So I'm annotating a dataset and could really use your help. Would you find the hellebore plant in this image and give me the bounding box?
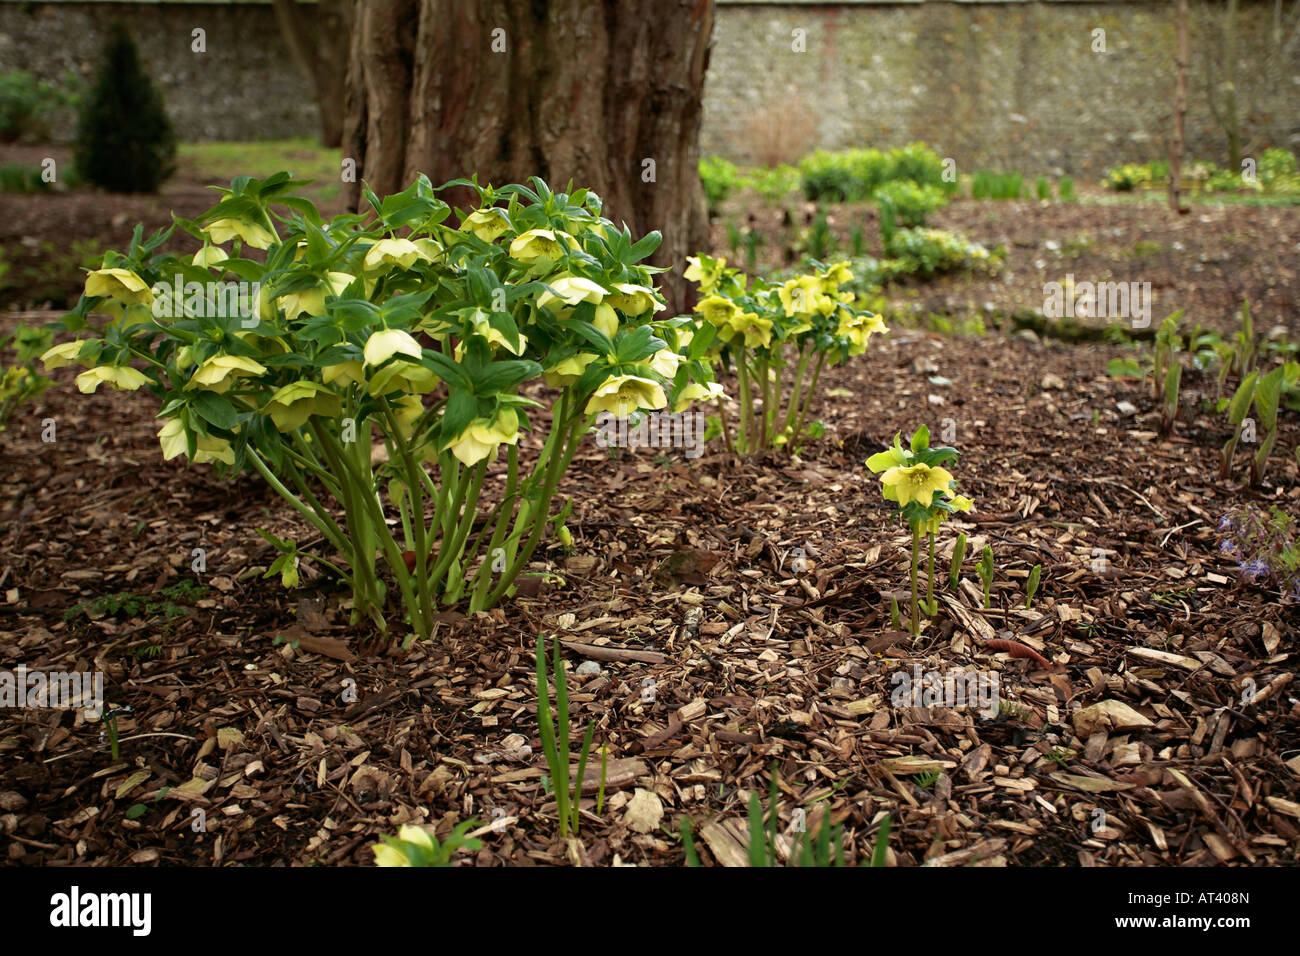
[684,254,886,454]
[47,173,716,643]
[866,426,972,635]
[0,324,53,431]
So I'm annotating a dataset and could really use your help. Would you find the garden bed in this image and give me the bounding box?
[3,325,1296,866]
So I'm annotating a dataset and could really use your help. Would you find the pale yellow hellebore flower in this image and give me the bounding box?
[85,268,154,306]
[75,365,150,393]
[204,218,277,250]
[584,374,667,417]
[157,418,235,466]
[186,355,268,394]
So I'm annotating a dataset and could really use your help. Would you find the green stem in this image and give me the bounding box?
[926,532,936,616]
[791,352,825,448]
[909,526,921,637]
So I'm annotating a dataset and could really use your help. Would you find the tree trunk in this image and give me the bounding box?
[342,0,714,312]
[1170,0,1188,213]
[1223,0,1241,169]
[272,0,353,147]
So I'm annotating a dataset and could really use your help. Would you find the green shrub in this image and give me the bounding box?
[971,170,1023,200]
[700,154,741,212]
[74,24,176,193]
[799,143,949,204]
[1058,176,1076,201]
[875,180,946,227]
[748,163,800,205]
[0,163,49,194]
[1034,177,1050,201]
[0,71,68,143]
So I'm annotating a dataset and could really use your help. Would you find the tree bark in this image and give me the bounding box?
[1170,0,1188,213]
[272,0,353,147]
[342,0,714,312]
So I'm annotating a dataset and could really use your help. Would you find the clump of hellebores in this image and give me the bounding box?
[866,426,972,634]
[684,253,885,454]
[45,173,718,643]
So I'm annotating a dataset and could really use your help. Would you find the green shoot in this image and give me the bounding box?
[1025,563,1041,609]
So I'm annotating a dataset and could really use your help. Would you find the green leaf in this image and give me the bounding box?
[191,390,238,430]
[124,804,147,820]
[1227,371,1258,425]
[910,425,931,454]
[1253,365,1284,433]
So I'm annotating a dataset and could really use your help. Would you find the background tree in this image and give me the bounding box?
[74,23,175,193]
[271,0,354,147]
[1170,0,1189,212]
[341,0,714,311]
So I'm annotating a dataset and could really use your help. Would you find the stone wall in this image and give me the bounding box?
[701,1,1300,174]
[1,1,1297,174]
[0,1,317,141]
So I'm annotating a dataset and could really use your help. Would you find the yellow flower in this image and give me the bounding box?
[509,229,570,267]
[192,245,229,268]
[157,418,235,466]
[364,238,426,273]
[721,311,773,349]
[372,825,436,867]
[279,271,352,320]
[822,262,853,287]
[85,268,154,306]
[363,328,423,367]
[75,365,150,393]
[584,374,667,417]
[837,311,887,357]
[695,294,741,328]
[204,218,277,250]
[466,310,526,355]
[186,355,267,394]
[367,360,439,397]
[322,361,365,388]
[537,274,608,313]
[672,381,725,413]
[592,303,619,339]
[777,275,824,318]
[865,434,910,474]
[391,393,425,438]
[413,238,445,263]
[445,407,521,466]
[264,381,342,432]
[607,283,664,317]
[917,495,973,534]
[685,255,725,294]
[880,463,955,508]
[459,208,511,243]
[543,352,598,387]
[649,348,682,379]
[40,340,88,370]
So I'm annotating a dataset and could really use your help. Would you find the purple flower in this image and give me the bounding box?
[1218,514,1234,532]
[1219,540,1239,557]
[1238,559,1269,583]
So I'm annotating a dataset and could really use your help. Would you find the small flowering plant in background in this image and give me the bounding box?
[0,324,53,431]
[371,820,482,867]
[866,425,972,635]
[1217,505,1300,599]
[685,253,885,454]
[46,173,717,643]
